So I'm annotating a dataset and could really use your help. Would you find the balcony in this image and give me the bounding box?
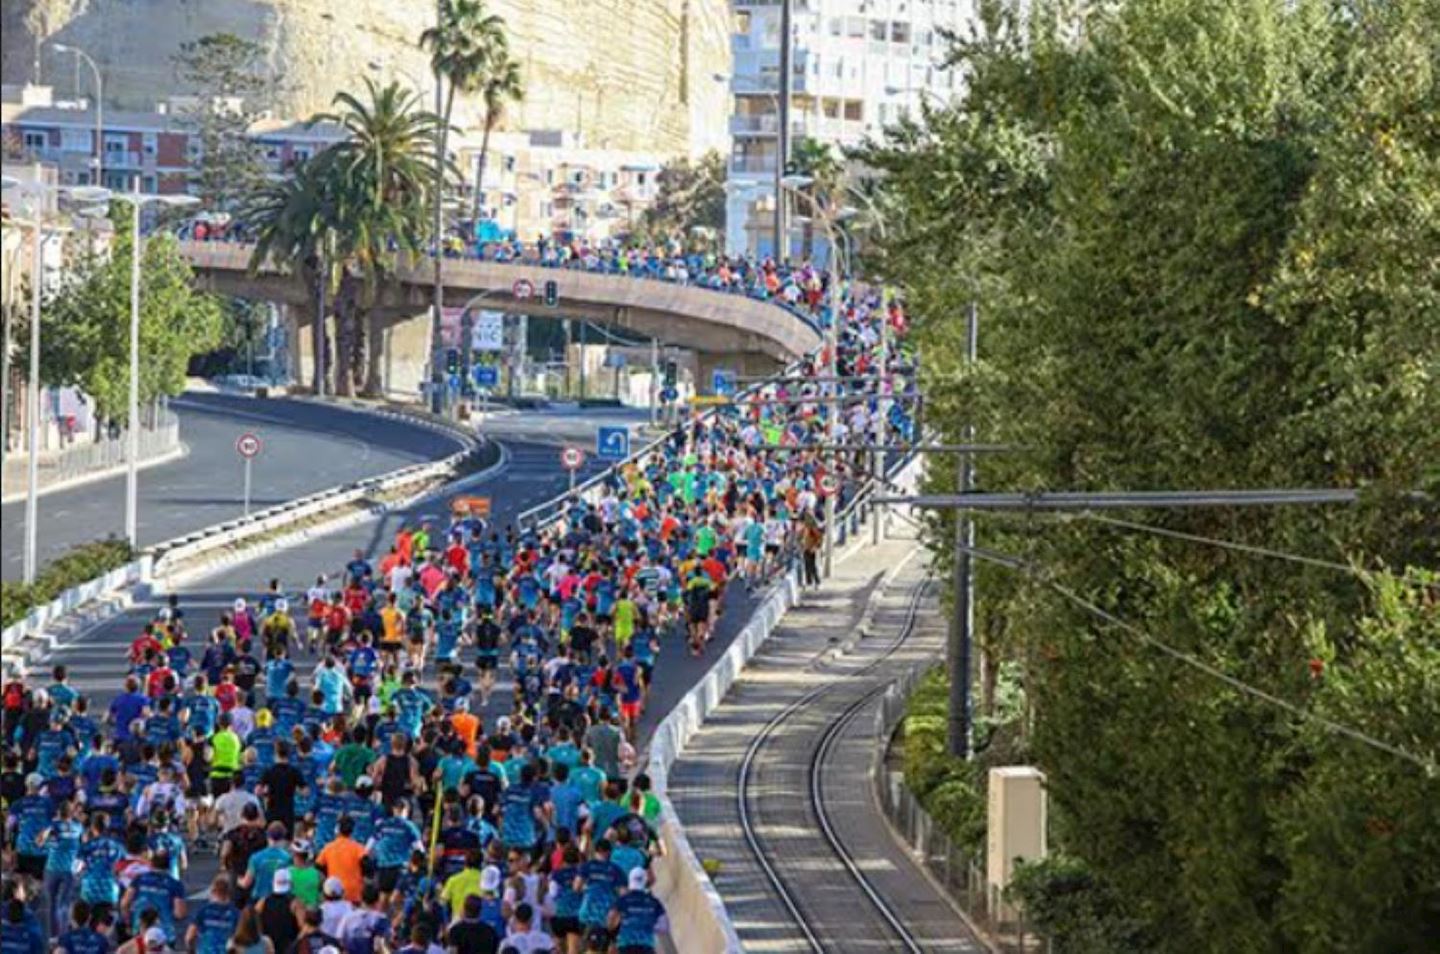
[730,157,777,176]
[104,151,141,169]
[730,114,778,135]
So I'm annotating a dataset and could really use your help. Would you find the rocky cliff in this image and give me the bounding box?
[3,0,731,157]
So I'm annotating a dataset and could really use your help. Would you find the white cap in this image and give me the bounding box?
[234,598,247,611]
[25,773,43,790]
[628,868,648,891]
[275,598,289,613]
[481,865,502,892]
[144,928,168,948]
[272,867,293,893]
[323,876,344,898]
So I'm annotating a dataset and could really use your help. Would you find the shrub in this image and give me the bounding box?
[0,537,135,629]
[1006,854,1151,953]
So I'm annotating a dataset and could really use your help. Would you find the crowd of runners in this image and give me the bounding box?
[0,284,913,954]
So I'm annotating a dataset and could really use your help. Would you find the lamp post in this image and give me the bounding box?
[1,177,99,583]
[102,188,200,549]
[716,72,787,258]
[51,44,104,187]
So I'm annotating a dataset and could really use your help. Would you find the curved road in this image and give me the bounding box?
[2,392,462,580]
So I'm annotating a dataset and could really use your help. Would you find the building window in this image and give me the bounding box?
[142,175,157,193]
[292,146,313,163]
[870,20,887,41]
[142,133,158,156]
[61,128,91,152]
[891,22,911,43]
[844,100,863,121]
[22,130,47,151]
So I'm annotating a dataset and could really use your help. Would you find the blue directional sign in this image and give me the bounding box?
[472,365,500,389]
[596,425,631,461]
[660,386,679,403]
[712,368,737,396]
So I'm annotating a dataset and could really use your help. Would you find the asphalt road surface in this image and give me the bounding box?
[2,393,463,580]
[31,418,777,904]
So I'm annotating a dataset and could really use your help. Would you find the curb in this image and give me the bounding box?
[0,440,189,506]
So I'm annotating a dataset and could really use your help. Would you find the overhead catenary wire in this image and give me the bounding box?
[953,543,1438,777]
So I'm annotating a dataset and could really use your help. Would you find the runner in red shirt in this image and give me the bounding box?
[146,655,177,698]
[129,626,163,666]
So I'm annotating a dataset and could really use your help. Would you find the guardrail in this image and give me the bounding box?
[1,413,181,502]
[150,400,482,577]
[1,399,482,674]
[873,667,1050,954]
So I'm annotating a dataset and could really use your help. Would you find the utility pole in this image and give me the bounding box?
[949,302,978,759]
[428,0,447,414]
[775,0,792,261]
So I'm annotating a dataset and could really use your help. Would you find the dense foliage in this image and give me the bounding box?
[638,151,727,245]
[856,1,1440,950]
[172,33,269,211]
[0,538,135,629]
[30,204,223,424]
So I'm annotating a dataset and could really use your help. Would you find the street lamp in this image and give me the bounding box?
[1,176,88,583]
[716,72,787,258]
[102,189,201,548]
[51,44,104,187]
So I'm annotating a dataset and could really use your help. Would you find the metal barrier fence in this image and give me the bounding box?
[873,666,1052,954]
[2,411,181,496]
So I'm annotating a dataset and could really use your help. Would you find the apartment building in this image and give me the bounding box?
[725,0,973,257]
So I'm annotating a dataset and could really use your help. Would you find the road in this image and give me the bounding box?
[667,534,982,953]
[31,414,779,904]
[2,393,463,580]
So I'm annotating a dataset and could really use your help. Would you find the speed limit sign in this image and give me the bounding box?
[235,432,263,458]
[560,446,586,470]
[819,473,841,495]
[512,279,535,300]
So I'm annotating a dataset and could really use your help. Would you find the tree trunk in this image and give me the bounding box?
[472,114,495,224]
[310,272,327,395]
[362,308,387,398]
[333,273,361,398]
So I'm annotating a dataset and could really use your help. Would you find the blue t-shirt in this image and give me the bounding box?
[552,864,583,918]
[550,782,584,835]
[393,688,432,738]
[128,869,185,941]
[348,646,379,680]
[183,694,219,735]
[578,858,624,926]
[44,819,84,873]
[245,845,291,900]
[11,794,52,855]
[108,692,149,741]
[500,783,540,848]
[370,816,421,869]
[191,901,240,954]
[54,929,108,954]
[613,890,668,949]
[78,836,125,903]
[264,659,294,700]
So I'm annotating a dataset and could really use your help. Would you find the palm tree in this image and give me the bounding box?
[420,0,509,409]
[243,166,335,394]
[788,137,844,261]
[472,49,524,223]
[311,79,444,396]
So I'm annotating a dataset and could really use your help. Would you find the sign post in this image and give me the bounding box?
[560,445,585,492]
[236,432,262,516]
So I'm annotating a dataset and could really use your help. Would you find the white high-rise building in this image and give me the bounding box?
[725,0,973,258]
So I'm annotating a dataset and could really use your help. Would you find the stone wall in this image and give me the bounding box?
[4,0,732,157]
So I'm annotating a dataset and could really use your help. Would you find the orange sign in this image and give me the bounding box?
[450,495,492,519]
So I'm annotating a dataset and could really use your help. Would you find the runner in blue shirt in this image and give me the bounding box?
[8,775,53,878]
[76,814,125,908]
[185,878,240,954]
[366,800,422,897]
[122,852,186,943]
[610,868,670,952]
[577,839,625,934]
[53,901,109,954]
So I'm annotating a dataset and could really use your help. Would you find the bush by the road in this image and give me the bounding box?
[898,666,987,857]
[0,538,135,630]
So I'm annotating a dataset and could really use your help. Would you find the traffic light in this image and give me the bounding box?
[544,280,559,307]
[445,348,460,376]
[664,360,678,387]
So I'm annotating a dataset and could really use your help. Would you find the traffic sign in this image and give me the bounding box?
[450,495,492,519]
[561,446,586,470]
[819,473,841,495]
[712,368,737,396]
[472,365,500,389]
[596,425,631,461]
[660,386,679,403]
[235,432,262,458]
[512,279,535,300]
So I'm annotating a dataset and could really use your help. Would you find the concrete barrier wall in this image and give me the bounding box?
[645,569,804,953]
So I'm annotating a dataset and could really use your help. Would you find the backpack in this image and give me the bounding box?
[2,681,24,710]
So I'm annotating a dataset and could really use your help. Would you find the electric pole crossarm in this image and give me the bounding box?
[875,489,1370,510]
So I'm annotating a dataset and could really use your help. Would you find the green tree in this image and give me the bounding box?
[35,204,222,424]
[172,33,269,211]
[638,150,726,245]
[855,0,1440,950]
[246,81,442,397]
